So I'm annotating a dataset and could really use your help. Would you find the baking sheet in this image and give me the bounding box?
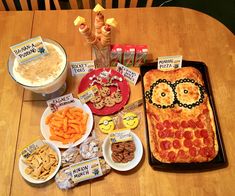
[140,60,227,171]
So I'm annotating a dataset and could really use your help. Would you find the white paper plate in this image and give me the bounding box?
[102,131,143,171]
[19,140,61,184]
[40,98,93,148]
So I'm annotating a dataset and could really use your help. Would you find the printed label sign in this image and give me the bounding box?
[109,130,133,144]
[158,55,182,71]
[124,99,143,111]
[71,61,95,76]
[77,85,98,103]
[10,36,48,64]
[70,157,103,183]
[116,63,139,85]
[47,93,75,112]
[21,139,45,159]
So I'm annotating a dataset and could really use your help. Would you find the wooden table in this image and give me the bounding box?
[0,7,234,196]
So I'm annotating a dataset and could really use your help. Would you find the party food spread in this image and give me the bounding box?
[144,67,218,163]
[9,2,226,192]
[23,144,58,180]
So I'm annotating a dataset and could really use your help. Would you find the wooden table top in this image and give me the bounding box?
[0,7,234,196]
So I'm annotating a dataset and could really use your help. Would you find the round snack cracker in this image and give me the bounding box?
[104,96,115,107]
[100,87,111,97]
[90,93,102,103]
[111,91,123,103]
[93,99,105,109]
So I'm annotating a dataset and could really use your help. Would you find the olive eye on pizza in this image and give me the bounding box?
[144,67,218,163]
[145,79,175,109]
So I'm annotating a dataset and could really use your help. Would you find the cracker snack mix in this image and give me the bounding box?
[23,144,58,180]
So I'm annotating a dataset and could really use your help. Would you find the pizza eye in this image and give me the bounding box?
[174,78,205,108]
[145,79,175,109]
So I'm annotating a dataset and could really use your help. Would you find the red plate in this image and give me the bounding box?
[78,68,130,115]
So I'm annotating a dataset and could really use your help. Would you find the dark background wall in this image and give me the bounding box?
[157,0,235,34]
[8,0,235,34]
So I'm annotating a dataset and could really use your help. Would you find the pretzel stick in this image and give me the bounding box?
[95,12,104,39]
[100,25,111,47]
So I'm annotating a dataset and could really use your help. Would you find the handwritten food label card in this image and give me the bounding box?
[70,157,103,183]
[157,55,182,71]
[77,85,99,103]
[21,139,45,159]
[109,129,133,144]
[47,93,75,112]
[116,63,139,85]
[71,60,95,76]
[10,36,48,64]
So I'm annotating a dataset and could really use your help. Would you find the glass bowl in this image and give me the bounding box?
[8,38,67,96]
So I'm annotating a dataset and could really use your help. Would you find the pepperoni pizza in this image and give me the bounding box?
[144,67,218,163]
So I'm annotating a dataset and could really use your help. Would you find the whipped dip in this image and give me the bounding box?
[13,42,66,87]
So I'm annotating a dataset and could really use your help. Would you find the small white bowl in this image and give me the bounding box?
[19,140,61,184]
[102,131,143,171]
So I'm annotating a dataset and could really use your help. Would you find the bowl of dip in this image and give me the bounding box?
[8,38,67,95]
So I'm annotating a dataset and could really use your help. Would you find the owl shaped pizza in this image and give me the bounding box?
[144,67,218,163]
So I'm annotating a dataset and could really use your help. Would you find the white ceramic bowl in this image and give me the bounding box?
[19,140,61,184]
[40,98,93,148]
[102,131,143,171]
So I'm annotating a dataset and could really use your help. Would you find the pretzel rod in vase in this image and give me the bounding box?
[101,18,117,47]
[93,4,105,39]
[74,4,117,50]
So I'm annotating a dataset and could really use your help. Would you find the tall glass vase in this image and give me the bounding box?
[93,45,110,68]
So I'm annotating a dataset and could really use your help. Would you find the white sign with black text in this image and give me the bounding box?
[116,63,139,85]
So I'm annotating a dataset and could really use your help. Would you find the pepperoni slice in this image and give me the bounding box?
[167,151,176,162]
[173,140,181,149]
[172,121,180,129]
[196,120,204,128]
[197,113,207,121]
[194,130,201,138]
[156,123,164,130]
[159,150,168,159]
[175,130,183,139]
[177,150,187,159]
[183,139,193,148]
[183,131,193,139]
[158,130,167,138]
[203,138,213,146]
[189,147,197,157]
[181,120,189,128]
[199,147,215,158]
[165,129,174,137]
[200,129,209,138]
[163,120,171,128]
[193,139,202,147]
[160,140,172,150]
[188,119,196,129]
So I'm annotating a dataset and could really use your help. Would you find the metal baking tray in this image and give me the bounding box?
[140,60,227,171]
